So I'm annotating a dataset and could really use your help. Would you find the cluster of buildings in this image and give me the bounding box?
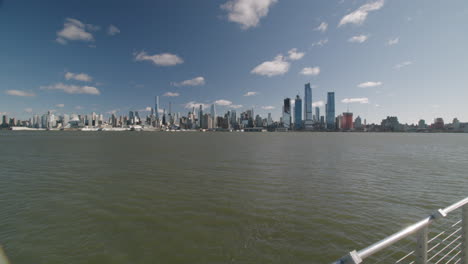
[2,83,468,133]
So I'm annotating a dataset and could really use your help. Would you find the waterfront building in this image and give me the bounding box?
[155,96,160,122]
[326,92,335,129]
[315,107,320,123]
[282,98,291,129]
[198,105,203,128]
[267,113,273,127]
[255,115,263,127]
[1,115,8,127]
[294,94,302,130]
[418,119,426,129]
[211,104,216,128]
[453,118,460,130]
[304,83,313,121]
[433,118,444,130]
[354,116,362,129]
[381,116,401,132]
[342,112,353,131]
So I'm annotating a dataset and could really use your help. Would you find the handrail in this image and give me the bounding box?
[333,196,468,264]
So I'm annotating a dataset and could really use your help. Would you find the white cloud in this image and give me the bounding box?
[215,99,233,106]
[387,37,399,46]
[312,100,325,107]
[40,83,100,95]
[287,48,305,61]
[134,51,184,66]
[172,76,205,87]
[244,91,258,96]
[56,104,65,108]
[261,105,275,110]
[56,18,95,44]
[163,92,180,97]
[213,99,242,109]
[221,0,277,29]
[341,97,369,104]
[311,38,329,47]
[300,67,320,76]
[24,108,33,113]
[358,81,383,88]
[185,101,209,109]
[106,109,120,115]
[5,90,35,97]
[230,104,243,109]
[348,35,369,43]
[394,61,412,70]
[75,106,83,110]
[107,24,120,36]
[65,72,92,82]
[251,54,290,77]
[315,22,328,32]
[339,0,385,27]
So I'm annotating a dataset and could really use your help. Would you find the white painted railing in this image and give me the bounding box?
[333,197,468,264]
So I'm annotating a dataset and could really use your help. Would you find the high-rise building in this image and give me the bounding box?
[354,116,362,129]
[342,112,353,130]
[294,94,302,130]
[326,92,335,129]
[315,107,320,123]
[210,104,216,128]
[267,113,273,127]
[1,115,8,127]
[198,105,203,128]
[304,83,312,120]
[282,98,291,129]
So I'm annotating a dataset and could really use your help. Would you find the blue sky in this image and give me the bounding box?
[1,0,467,124]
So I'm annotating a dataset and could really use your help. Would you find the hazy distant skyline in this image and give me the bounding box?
[1,0,468,124]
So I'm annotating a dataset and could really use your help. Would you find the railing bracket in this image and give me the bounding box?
[433,209,447,219]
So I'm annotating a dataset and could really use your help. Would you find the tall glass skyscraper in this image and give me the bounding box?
[304,83,312,121]
[315,106,320,122]
[294,95,302,130]
[282,98,291,129]
[155,96,160,121]
[210,104,216,127]
[326,92,335,129]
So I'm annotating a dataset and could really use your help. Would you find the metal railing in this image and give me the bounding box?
[333,197,468,264]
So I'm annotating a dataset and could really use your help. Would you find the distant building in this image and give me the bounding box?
[304,83,312,121]
[210,104,216,128]
[326,92,335,129]
[354,116,362,130]
[315,107,320,123]
[381,116,401,132]
[282,98,291,129]
[418,119,426,129]
[198,105,203,128]
[453,118,460,130]
[267,113,273,127]
[433,118,444,130]
[342,112,353,131]
[294,94,302,130]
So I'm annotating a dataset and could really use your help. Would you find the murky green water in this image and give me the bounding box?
[0,132,467,263]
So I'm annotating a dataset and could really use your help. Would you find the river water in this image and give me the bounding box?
[0,132,467,263]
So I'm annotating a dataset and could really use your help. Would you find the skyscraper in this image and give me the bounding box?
[155,96,160,121]
[326,92,335,129]
[198,105,203,128]
[315,107,320,122]
[210,104,216,128]
[304,83,312,120]
[294,94,302,130]
[282,98,291,129]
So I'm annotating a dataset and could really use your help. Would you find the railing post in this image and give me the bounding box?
[462,204,468,264]
[415,227,428,264]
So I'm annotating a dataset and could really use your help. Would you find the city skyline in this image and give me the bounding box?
[1,1,468,123]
